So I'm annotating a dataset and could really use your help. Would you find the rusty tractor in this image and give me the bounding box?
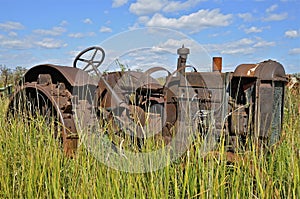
[7,46,287,156]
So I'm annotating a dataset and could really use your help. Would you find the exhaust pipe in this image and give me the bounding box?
[213,57,222,72]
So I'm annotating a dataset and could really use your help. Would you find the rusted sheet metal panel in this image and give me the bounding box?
[254,60,286,81]
[232,64,257,77]
[180,72,225,89]
[233,60,286,81]
[23,64,97,87]
[256,82,274,139]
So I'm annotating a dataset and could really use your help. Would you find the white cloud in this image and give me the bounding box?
[205,38,275,55]
[145,9,232,33]
[205,38,255,55]
[266,4,278,13]
[112,0,128,8]
[0,33,31,49]
[244,26,263,34]
[0,38,31,49]
[253,40,275,47]
[87,32,96,37]
[289,48,300,54]
[59,20,68,26]
[263,4,288,22]
[129,0,165,15]
[222,48,255,55]
[138,16,150,24]
[8,31,18,37]
[33,27,66,36]
[0,21,24,31]
[100,26,112,33]
[129,0,208,15]
[128,23,140,30]
[68,32,96,38]
[228,38,255,46]
[0,30,68,50]
[163,0,207,13]
[285,30,299,38]
[209,31,231,38]
[237,13,254,22]
[158,38,201,51]
[83,18,93,24]
[263,12,288,21]
[68,33,84,38]
[35,38,67,49]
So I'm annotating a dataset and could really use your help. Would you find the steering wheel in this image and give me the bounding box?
[73,46,105,76]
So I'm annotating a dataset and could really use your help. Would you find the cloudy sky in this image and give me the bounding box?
[0,0,299,73]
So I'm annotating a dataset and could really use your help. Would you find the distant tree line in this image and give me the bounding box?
[0,65,27,88]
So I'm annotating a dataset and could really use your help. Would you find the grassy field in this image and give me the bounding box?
[0,88,299,198]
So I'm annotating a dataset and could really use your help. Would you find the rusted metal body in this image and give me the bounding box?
[230,61,286,148]
[8,64,97,155]
[7,46,287,155]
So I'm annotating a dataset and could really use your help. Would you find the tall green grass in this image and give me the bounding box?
[0,89,299,198]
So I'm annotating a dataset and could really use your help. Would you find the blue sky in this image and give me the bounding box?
[0,0,299,73]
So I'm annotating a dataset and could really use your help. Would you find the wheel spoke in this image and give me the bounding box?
[91,49,98,60]
[83,63,91,71]
[78,58,90,63]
